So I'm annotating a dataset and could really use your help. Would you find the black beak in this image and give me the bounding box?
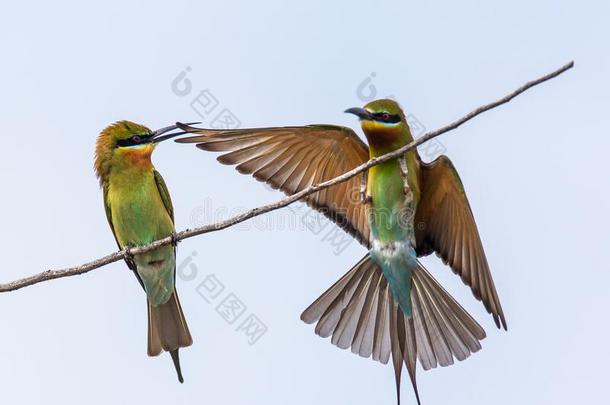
[151,122,200,143]
[344,107,374,121]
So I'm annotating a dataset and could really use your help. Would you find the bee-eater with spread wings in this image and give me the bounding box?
[176,99,506,404]
[95,121,193,382]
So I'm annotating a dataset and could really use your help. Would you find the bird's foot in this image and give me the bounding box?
[170,232,180,247]
[123,246,136,262]
[360,191,372,205]
[359,172,370,205]
[403,188,415,206]
[398,157,412,197]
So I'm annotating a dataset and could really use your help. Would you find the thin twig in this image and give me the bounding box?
[0,61,574,293]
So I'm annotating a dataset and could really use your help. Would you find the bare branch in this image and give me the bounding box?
[0,61,574,293]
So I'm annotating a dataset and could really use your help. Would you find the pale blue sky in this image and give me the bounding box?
[1,1,608,404]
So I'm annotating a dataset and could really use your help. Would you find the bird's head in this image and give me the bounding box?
[345,99,412,150]
[94,120,189,185]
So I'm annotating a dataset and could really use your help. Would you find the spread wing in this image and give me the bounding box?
[177,124,371,246]
[415,155,506,329]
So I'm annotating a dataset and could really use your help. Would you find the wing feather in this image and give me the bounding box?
[415,155,507,329]
[301,255,485,404]
[178,125,371,246]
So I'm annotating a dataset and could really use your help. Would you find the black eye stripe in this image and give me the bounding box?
[372,112,401,124]
[116,134,153,147]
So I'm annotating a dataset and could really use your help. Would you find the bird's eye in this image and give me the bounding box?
[131,135,142,143]
[381,113,390,121]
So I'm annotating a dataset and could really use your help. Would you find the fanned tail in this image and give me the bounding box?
[301,254,485,404]
[148,289,193,383]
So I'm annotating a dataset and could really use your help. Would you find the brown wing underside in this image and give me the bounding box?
[177,124,371,246]
[177,123,505,329]
[415,155,507,329]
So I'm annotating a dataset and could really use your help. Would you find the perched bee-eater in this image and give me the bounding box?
[176,99,506,404]
[95,121,193,382]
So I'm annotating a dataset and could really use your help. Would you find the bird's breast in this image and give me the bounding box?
[106,171,173,248]
[368,160,416,244]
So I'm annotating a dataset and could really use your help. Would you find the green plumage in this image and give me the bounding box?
[95,120,192,383]
[176,99,504,404]
[368,159,410,241]
[359,101,420,317]
[105,167,176,306]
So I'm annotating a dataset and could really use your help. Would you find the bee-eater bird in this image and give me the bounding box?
[95,121,193,382]
[175,99,506,404]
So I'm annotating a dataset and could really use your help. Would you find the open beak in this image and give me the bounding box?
[151,122,200,143]
[344,107,373,121]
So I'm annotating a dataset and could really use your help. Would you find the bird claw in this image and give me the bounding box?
[360,191,372,205]
[398,157,412,198]
[170,232,180,247]
[360,172,371,205]
[124,247,135,262]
